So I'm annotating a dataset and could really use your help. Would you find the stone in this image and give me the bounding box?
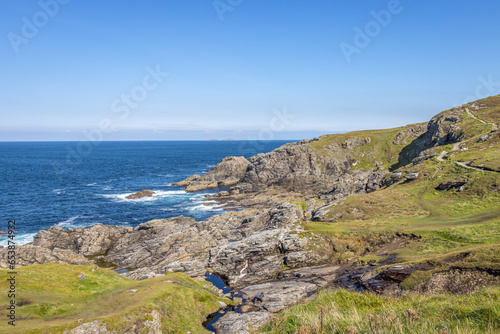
[392,123,427,145]
[212,311,271,334]
[173,156,250,192]
[404,172,419,181]
[77,273,86,281]
[436,180,468,191]
[64,320,109,334]
[240,280,317,312]
[342,137,371,149]
[411,153,437,164]
[239,304,257,313]
[125,190,155,199]
[477,134,493,143]
[126,289,137,293]
[31,224,132,257]
[0,245,91,268]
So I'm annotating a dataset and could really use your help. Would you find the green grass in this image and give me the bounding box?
[261,287,500,334]
[308,125,423,171]
[0,263,232,333]
[303,153,500,268]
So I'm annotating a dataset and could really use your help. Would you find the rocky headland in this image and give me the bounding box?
[2,96,500,333]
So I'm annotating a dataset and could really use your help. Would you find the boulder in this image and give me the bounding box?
[436,180,467,191]
[240,280,317,312]
[125,190,155,199]
[212,311,271,334]
[64,320,109,334]
[477,134,493,143]
[404,172,419,181]
[342,137,371,149]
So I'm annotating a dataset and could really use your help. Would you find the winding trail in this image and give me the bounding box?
[435,108,498,173]
[465,107,499,131]
[455,161,490,172]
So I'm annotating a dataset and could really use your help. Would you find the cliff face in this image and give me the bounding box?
[174,96,500,202]
[173,156,251,192]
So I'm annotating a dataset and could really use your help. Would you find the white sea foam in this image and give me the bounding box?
[0,233,37,246]
[189,203,224,212]
[103,189,188,202]
[56,215,82,227]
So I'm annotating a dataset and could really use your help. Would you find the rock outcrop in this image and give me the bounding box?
[32,224,132,256]
[1,205,332,287]
[125,190,155,199]
[173,156,250,192]
[436,180,468,191]
[212,311,272,334]
[0,244,91,268]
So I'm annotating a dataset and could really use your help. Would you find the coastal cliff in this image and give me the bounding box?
[2,95,500,333]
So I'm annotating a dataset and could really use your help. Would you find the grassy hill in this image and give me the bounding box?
[305,95,500,268]
[0,263,232,333]
[269,96,500,333]
[2,95,499,334]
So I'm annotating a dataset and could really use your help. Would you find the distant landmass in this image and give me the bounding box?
[207,138,236,141]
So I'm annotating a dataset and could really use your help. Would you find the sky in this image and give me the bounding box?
[1,0,500,141]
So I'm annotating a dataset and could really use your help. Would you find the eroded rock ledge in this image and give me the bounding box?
[0,204,331,287]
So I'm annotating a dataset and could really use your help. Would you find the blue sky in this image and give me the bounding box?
[1,0,499,141]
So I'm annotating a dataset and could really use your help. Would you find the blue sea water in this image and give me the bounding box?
[0,140,293,246]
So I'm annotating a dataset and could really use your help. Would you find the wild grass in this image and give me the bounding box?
[308,125,423,171]
[261,287,500,334]
[0,263,231,333]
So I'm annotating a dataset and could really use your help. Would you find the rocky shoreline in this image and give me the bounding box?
[3,99,500,333]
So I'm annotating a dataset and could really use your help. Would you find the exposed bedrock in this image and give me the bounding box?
[0,204,332,287]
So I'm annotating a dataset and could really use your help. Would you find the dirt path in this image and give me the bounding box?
[466,108,499,131]
[436,150,448,162]
[436,143,496,173]
[455,161,492,172]
[434,109,498,173]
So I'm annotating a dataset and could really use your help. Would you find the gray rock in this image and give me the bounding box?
[77,273,86,281]
[64,320,109,334]
[173,156,250,192]
[32,224,132,256]
[0,245,91,268]
[240,280,317,312]
[411,153,437,164]
[125,190,155,199]
[16,204,332,290]
[436,180,467,191]
[392,123,427,145]
[405,172,419,181]
[391,172,403,181]
[477,134,492,143]
[342,137,371,149]
[212,311,271,334]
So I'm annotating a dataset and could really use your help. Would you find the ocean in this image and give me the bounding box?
[0,140,293,246]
